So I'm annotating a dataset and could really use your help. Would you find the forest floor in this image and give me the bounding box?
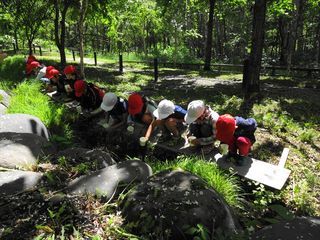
[1,58,319,239]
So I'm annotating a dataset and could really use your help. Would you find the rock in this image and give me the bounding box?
[251,217,320,240]
[67,160,152,198]
[0,113,50,140]
[0,170,43,196]
[0,104,6,115]
[120,170,240,240]
[0,90,10,107]
[55,147,116,168]
[0,132,55,169]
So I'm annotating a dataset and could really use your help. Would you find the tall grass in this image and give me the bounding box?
[0,55,26,89]
[146,155,242,208]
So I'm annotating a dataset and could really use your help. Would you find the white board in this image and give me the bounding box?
[211,153,291,190]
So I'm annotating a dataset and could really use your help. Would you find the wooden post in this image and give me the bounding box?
[154,58,158,82]
[94,52,97,66]
[72,50,75,61]
[119,54,123,73]
[39,46,42,56]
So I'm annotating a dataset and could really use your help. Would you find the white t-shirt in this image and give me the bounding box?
[36,66,47,80]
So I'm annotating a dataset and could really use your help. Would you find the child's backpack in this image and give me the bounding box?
[234,116,257,143]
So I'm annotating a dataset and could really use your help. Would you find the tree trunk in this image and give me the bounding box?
[317,12,320,66]
[287,0,305,68]
[204,0,216,70]
[295,0,306,55]
[14,28,19,50]
[79,0,88,78]
[54,0,68,67]
[28,39,33,55]
[279,16,290,66]
[243,0,267,97]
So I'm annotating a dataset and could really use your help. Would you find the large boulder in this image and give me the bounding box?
[55,147,116,169]
[0,132,55,169]
[251,217,320,240]
[0,170,43,196]
[120,170,240,240]
[67,160,152,198]
[0,113,50,140]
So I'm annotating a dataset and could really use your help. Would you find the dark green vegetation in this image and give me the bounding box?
[0,55,319,239]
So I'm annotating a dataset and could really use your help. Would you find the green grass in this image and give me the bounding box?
[146,155,242,208]
[7,81,74,147]
[0,55,26,89]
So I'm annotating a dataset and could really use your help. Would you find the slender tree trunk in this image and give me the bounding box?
[79,0,88,78]
[54,0,68,67]
[317,16,320,66]
[296,0,305,55]
[204,0,216,70]
[287,0,305,68]
[279,16,290,65]
[14,28,19,50]
[243,0,267,96]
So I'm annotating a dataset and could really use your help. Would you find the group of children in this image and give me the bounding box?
[25,55,257,165]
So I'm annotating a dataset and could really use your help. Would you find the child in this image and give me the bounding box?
[215,114,257,165]
[100,92,128,129]
[63,65,80,99]
[74,80,105,114]
[145,99,186,143]
[184,100,219,152]
[25,61,41,76]
[128,93,157,125]
[47,68,67,94]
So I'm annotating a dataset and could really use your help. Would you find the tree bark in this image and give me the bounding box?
[79,0,88,78]
[54,0,69,67]
[243,0,267,97]
[204,0,216,71]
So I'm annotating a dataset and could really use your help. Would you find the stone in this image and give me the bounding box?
[0,90,10,107]
[0,132,55,169]
[0,170,43,196]
[251,217,320,240]
[55,147,116,168]
[120,170,240,240]
[0,104,6,115]
[0,113,50,140]
[67,160,152,198]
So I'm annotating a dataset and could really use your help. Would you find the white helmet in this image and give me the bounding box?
[100,92,118,112]
[153,99,175,120]
[184,100,205,124]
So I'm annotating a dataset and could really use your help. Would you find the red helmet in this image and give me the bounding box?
[63,65,76,75]
[216,114,236,144]
[26,61,40,74]
[74,80,86,97]
[128,93,144,115]
[47,69,60,79]
[45,66,55,78]
[26,55,37,64]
